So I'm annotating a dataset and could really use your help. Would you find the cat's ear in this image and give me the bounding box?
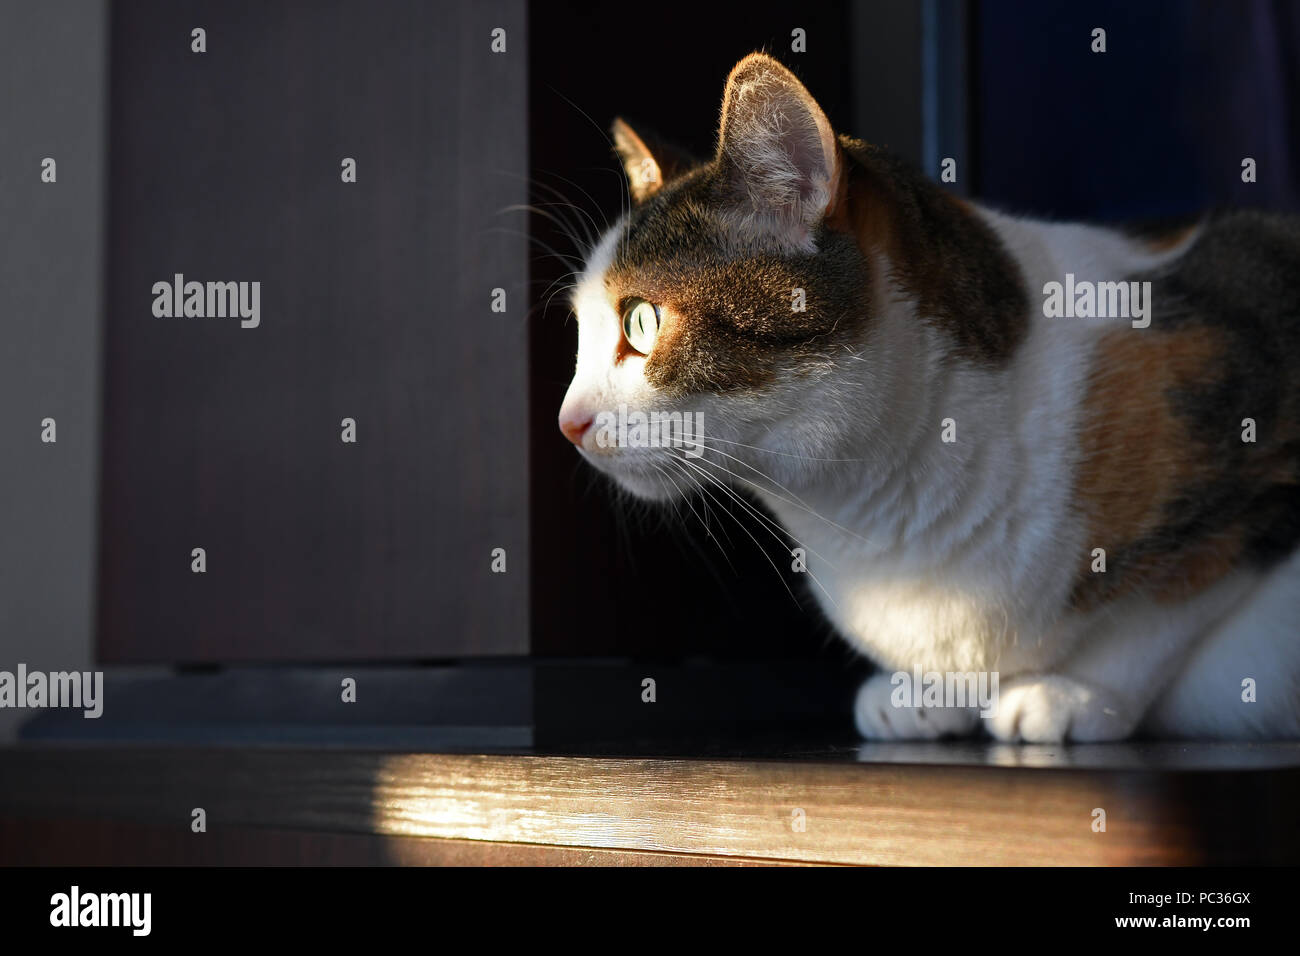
[612,118,694,203]
[715,53,841,249]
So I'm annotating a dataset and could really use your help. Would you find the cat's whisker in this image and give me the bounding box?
[685,447,875,548]
[529,170,612,247]
[670,458,800,605]
[689,477,728,552]
[520,200,595,255]
[546,85,631,230]
[508,273,580,324]
[645,459,739,575]
[677,456,740,554]
[678,432,865,463]
[676,455,838,609]
[587,164,632,234]
[496,204,590,260]
[657,430,857,533]
[657,431,821,510]
[483,225,583,273]
[669,453,837,568]
[492,165,602,228]
[509,171,604,243]
[539,272,581,317]
[676,455,837,606]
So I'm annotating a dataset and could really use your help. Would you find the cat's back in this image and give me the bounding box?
[1066,209,1300,611]
[1152,209,1300,330]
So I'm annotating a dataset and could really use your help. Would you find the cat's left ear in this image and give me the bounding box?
[716,53,842,250]
[612,118,695,203]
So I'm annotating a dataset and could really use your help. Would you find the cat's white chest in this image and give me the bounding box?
[776,510,1032,674]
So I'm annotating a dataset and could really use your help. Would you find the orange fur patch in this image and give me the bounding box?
[1144,223,1200,254]
[1072,325,1235,607]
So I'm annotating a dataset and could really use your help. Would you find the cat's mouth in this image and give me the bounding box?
[579,446,699,503]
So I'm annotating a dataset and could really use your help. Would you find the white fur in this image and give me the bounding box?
[563,205,1298,743]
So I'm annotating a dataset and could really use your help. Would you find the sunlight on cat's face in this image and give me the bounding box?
[557,197,874,503]
[558,55,875,503]
[558,228,719,502]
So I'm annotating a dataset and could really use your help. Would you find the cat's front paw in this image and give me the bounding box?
[987,675,1136,743]
[854,672,979,740]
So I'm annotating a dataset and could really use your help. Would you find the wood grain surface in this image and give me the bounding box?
[2,746,1296,865]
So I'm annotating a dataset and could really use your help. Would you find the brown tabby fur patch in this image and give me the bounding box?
[603,137,1030,397]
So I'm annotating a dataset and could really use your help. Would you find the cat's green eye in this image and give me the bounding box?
[621,299,660,355]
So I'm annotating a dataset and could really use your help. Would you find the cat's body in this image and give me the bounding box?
[559,54,1300,742]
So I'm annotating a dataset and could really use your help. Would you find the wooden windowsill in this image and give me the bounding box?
[1,741,1298,865]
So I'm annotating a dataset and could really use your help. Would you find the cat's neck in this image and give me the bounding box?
[749,284,1032,562]
[745,197,1106,607]
[742,259,1085,669]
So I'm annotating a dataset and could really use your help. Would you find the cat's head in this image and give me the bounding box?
[558,53,879,501]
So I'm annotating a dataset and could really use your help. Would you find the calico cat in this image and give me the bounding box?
[557,53,1300,742]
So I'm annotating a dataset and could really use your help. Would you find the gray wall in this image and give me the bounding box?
[0,0,106,740]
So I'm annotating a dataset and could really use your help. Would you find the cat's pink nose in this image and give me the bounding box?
[559,410,593,446]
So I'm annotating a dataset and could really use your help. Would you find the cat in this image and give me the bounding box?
[557,52,1300,742]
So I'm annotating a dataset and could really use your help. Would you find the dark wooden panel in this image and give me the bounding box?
[2,745,1296,865]
[98,0,528,662]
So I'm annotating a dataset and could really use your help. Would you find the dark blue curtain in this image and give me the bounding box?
[978,0,1300,219]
